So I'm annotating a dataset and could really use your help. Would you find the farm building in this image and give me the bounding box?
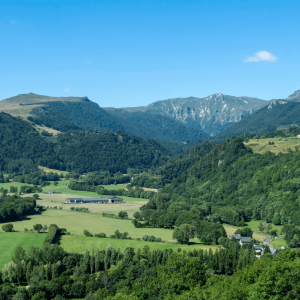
[65,196,123,204]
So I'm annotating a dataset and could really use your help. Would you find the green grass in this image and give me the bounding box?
[245,137,300,155]
[0,232,45,269]
[270,238,288,249]
[102,184,127,190]
[245,220,283,234]
[0,209,175,240]
[38,166,68,176]
[58,235,218,253]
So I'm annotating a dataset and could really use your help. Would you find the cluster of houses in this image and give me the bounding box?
[229,234,278,257]
[64,196,123,204]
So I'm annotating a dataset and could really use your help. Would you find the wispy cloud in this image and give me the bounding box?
[244,51,277,62]
[63,87,71,92]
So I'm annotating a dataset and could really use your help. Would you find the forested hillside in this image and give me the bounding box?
[104,109,209,142]
[131,141,215,188]
[214,100,300,141]
[130,136,300,232]
[53,130,170,173]
[0,112,56,173]
[0,113,171,174]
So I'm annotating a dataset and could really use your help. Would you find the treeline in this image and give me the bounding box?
[68,182,156,199]
[11,169,62,185]
[82,171,130,186]
[0,195,38,223]
[0,240,259,299]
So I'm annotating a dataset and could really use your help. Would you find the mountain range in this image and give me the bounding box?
[1,90,300,150]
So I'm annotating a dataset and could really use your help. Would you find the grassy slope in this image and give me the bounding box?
[245,137,300,155]
[0,232,44,269]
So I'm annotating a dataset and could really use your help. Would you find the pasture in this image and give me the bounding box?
[58,235,218,254]
[36,195,145,217]
[270,238,287,249]
[245,220,283,235]
[0,232,45,269]
[0,209,176,241]
[245,137,300,155]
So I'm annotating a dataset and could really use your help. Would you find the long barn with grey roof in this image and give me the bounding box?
[65,196,123,204]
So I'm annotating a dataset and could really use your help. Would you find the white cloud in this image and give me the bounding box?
[244,51,277,62]
[63,87,71,92]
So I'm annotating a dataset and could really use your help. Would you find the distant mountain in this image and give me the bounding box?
[213,99,300,140]
[286,90,300,102]
[105,93,268,135]
[0,93,209,146]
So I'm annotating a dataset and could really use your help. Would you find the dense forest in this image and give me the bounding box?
[0,113,171,174]
[129,136,300,234]
[1,240,300,299]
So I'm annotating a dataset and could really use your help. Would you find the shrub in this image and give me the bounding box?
[2,224,13,232]
[95,232,106,238]
[118,211,128,219]
[83,230,93,237]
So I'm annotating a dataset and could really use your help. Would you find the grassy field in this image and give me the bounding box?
[0,232,45,269]
[245,137,300,155]
[245,220,283,234]
[0,209,177,241]
[38,166,68,175]
[36,195,145,217]
[270,238,288,249]
[58,235,218,254]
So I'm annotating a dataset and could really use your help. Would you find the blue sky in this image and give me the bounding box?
[0,0,299,107]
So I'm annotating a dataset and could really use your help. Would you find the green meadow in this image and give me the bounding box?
[245,137,300,155]
[0,232,45,269]
[58,235,218,254]
[0,209,175,240]
[245,220,283,234]
[270,238,288,249]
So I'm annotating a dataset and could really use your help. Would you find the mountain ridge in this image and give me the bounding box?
[104,93,269,135]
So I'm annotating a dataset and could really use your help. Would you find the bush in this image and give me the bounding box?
[2,224,13,232]
[142,234,161,242]
[83,230,93,237]
[118,211,128,219]
[95,232,106,238]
